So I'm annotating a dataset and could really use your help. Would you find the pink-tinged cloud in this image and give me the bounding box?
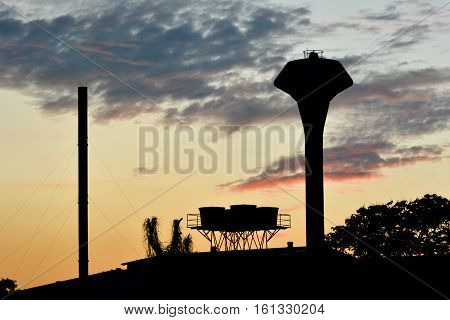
[219,142,443,191]
[90,40,137,49]
[72,43,116,57]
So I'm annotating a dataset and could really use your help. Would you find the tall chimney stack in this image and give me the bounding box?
[78,86,88,280]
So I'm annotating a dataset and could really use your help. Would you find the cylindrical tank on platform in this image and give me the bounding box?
[199,207,225,229]
[230,204,257,229]
[257,207,279,228]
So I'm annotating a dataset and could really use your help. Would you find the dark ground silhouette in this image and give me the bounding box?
[9,248,450,299]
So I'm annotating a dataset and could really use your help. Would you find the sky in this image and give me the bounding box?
[0,0,449,289]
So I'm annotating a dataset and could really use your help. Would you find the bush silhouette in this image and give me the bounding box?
[0,278,17,298]
[325,194,450,257]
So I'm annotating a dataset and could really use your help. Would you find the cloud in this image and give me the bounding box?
[334,55,363,68]
[365,12,400,21]
[386,24,430,49]
[40,95,77,114]
[219,141,443,191]
[216,63,450,193]
[356,2,442,50]
[330,67,450,143]
[336,68,450,108]
[362,5,400,21]
[0,0,311,124]
[0,0,448,159]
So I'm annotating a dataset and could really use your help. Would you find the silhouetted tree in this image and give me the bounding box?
[0,278,17,298]
[325,194,450,257]
[143,217,193,257]
[143,217,164,257]
[182,234,193,254]
[166,218,184,255]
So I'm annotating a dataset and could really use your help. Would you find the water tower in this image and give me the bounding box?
[188,205,291,251]
[274,50,353,251]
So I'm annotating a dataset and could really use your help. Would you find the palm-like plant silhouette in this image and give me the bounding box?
[143,217,164,257]
[143,217,193,257]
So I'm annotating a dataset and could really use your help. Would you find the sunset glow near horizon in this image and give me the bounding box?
[0,0,449,289]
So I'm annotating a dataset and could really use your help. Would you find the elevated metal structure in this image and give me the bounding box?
[188,205,291,251]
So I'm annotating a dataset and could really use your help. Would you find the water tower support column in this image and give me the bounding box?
[301,100,328,251]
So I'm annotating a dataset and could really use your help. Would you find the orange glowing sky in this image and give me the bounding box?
[0,0,449,289]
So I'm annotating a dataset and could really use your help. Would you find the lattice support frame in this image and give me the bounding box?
[196,229,281,251]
